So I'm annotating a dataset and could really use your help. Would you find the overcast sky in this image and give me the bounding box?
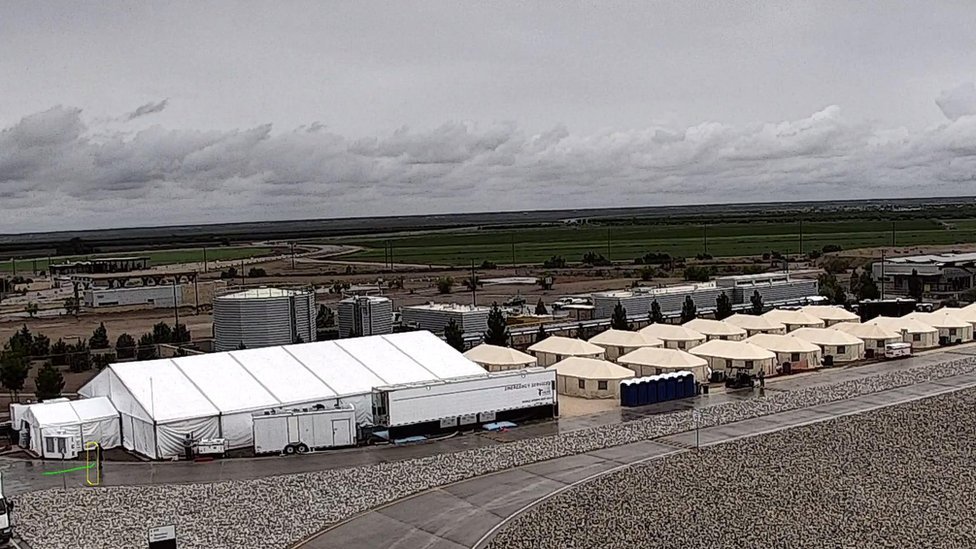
[3,1,976,233]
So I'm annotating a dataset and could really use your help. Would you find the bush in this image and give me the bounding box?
[543,255,567,269]
[639,266,655,281]
[219,266,238,279]
[683,265,712,282]
[822,244,843,253]
[247,267,267,278]
[807,250,822,260]
[436,276,454,294]
[115,333,136,359]
[582,252,612,267]
[479,260,497,270]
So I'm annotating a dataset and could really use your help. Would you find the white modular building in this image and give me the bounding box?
[213,287,316,351]
[79,331,486,459]
[16,397,121,459]
[400,303,490,334]
[84,285,183,309]
[337,295,394,337]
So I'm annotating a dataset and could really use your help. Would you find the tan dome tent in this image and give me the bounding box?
[941,306,976,331]
[463,344,537,372]
[832,323,901,358]
[683,318,747,341]
[801,305,860,327]
[905,311,974,344]
[617,347,711,381]
[588,329,663,361]
[724,313,788,336]
[789,327,865,363]
[762,309,826,332]
[527,336,605,366]
[547,357,635,399]
[688,339,776,376]
[745,333,821,371]
[867,316,939,350]
[639,324,706,350]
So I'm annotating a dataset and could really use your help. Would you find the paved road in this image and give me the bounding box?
[3,346,973,496]
[296,370,976,549]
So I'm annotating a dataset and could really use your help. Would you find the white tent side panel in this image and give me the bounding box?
[80,369,153,423]
[155,417,220,459]
[81,418,121,450]
[127,415,156,458]
[221,412,256,450]
[341,394,372,425]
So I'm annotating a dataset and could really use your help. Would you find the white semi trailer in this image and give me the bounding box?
[252,404,357,455]
[371,368,557,437]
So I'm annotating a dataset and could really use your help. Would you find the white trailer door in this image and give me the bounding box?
[332,419,351,446]
[298,415,314,445]
[312,413,332,447]
[286,416,300,444]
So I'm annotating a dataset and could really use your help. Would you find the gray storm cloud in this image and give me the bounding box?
[2,91,976,232]
[125,99,169,121]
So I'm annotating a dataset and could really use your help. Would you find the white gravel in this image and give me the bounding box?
[490,384,976,549]
[15,356,976,549]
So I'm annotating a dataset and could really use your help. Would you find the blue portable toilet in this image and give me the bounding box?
[627,380,640,407]
[656,375,668,402]
[683,372,696,397]
[665,374,677,401]
[633,378,646,406]
[674,373,687,398]
[619,380,629,406]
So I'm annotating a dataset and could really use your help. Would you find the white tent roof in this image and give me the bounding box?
[946,306,976,323]
[639,324,706,342]
[744,333,821,354]
[588,329,663,348]
[725,314,787,332]
[868,315,938,335]
[801,305,860,322]
[547,357,635,380]
[762,309,826,328]
[688,340,776,361]
[80,331,487,423]
[617,347,708,369]
[682,318,747,338]
[25,397,117,427]
[832,322,901,340]
[463,344,537,366]
[528,336,604,356]
[905,311,971,329]
[790,327,864,346]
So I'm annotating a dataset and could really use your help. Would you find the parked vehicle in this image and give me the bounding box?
[252,405,356,456]
[884,342,913,359]
[0,473,13,545]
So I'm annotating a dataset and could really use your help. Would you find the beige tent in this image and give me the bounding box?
[801,305,860,326]
[682,318,747,341]
[867,316,939,349]
[942,306,976,328]
[639,324,707,350]
[789,327,865,363]
[744,333,822,370]
[724,313,788,336]
[832,323,901,357]
[762,309,826,332]
[617,347,711,381]
[688,339,776,376]
[588,329,663,361]
[547,357,635,399]
[905,311,974,343]
[527,336,605,366]
[463,344,537,371]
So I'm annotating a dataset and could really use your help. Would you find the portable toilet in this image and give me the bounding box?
[657,375,668,402]
[644,377,656,405]
[619,380,630,406]
[665,374,677,401]
[683,372,696,397]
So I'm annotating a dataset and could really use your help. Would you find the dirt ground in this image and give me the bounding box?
[557,395,620,417]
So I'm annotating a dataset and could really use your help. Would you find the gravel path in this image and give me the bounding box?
[490,386,976,549]
[15,356,976,549]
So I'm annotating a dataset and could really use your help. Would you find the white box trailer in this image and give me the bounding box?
[252,404,356,455]
[371,368,557,435]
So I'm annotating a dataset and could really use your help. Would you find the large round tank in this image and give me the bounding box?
[213,287,316,351]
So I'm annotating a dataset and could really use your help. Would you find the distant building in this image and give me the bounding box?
[337,296,394,338]
[872,253,976,298]
[50,257,150,276]
[400,303,490,334]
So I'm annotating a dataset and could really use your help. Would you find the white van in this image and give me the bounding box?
[884,342,912,359]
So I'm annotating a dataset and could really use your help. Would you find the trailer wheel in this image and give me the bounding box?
[296,443,309,454]
[283,444,297,456]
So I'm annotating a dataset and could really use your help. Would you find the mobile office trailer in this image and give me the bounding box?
[252,404,357,456]
[371,368,558,438]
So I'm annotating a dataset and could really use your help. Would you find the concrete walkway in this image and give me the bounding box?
[296,370,976,549]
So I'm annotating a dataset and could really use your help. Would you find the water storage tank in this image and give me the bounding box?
[214,287,316,351]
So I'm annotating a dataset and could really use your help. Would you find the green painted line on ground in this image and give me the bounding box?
[41,463,94,476]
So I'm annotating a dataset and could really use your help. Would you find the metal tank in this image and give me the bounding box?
[213,287,316,351]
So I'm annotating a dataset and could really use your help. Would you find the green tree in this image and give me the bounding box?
[30,334,50,358]
[34,362,65,401]
[137,333,158,360]
[89,322,110,349]
[172,324,191,344]
[483,303,510,346]
[237,342,247,350]
[0,347,30,401]
[818,273,848,305]
[316,305,335,329]
[293,334,304,344]
[50,338,69,366]
[25,302,38,318]
[68,341,90,373]
[91,353,113,370]
[536,324,548,343]
[152,322,173,344]
[683,266,712,282]
[856,270,880,300]
[750,290,764,315]
[715,292,733,320]
[8,325,33,357]
[611,302,631,330]
[535,299,548,315]
[680,295,698,323]
[649,300,664,324]
[907,269,924,302]
[444,318,465,352]
[436,276,454,294]
[115,333,136,359]
[576,323,587,339]
[63,297,80,316]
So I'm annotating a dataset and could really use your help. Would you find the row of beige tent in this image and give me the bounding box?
[463,303,976,400]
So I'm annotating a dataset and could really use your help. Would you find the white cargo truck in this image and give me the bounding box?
[252,404,357,455]
[371,368,557,434]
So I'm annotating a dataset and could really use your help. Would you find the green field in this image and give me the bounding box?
[0,247,274,274]
[343,219,976,266]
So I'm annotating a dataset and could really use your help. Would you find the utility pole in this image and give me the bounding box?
[880,249,886,300]
[240,260,245,286]
[470,260,477,307]
[290,242,296,270]
[32,259,37,276]
[798,218,803,256]
[607,227,612,260]
[511,234,516,270]
[172,280,180,344]
[10,258,14,277]
[703,224,708,256]
[202,246,208,273]
[891,220,896,247]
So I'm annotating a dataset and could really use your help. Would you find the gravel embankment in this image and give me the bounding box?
[490,385,976,549]
[16,356,976,549]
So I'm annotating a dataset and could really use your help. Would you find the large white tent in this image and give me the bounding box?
[19,397,120,459]
[905,311,974,343]
[80,331,487,458]
[527,336,605,366]
[867,316,939,349]
[639,324,706,350]
[682,319,747,341]
[801,305,860,326]
[762,309,826,331]
[587,329,662,360]
[724,314,787,336]
[463,344,537,371]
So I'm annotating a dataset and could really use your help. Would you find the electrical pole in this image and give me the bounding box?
[172,280,180,344]
[798,218,803,256]
[511,234,516,270]
[10,258,14,277]
[703,224,708,256]
[240,260,245,286]
[470,260,477,307]
[291,242,296,270]
[607,227,612,260]
[203,246,208,273]
[880,249,886,300]
[891,220,895,247]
